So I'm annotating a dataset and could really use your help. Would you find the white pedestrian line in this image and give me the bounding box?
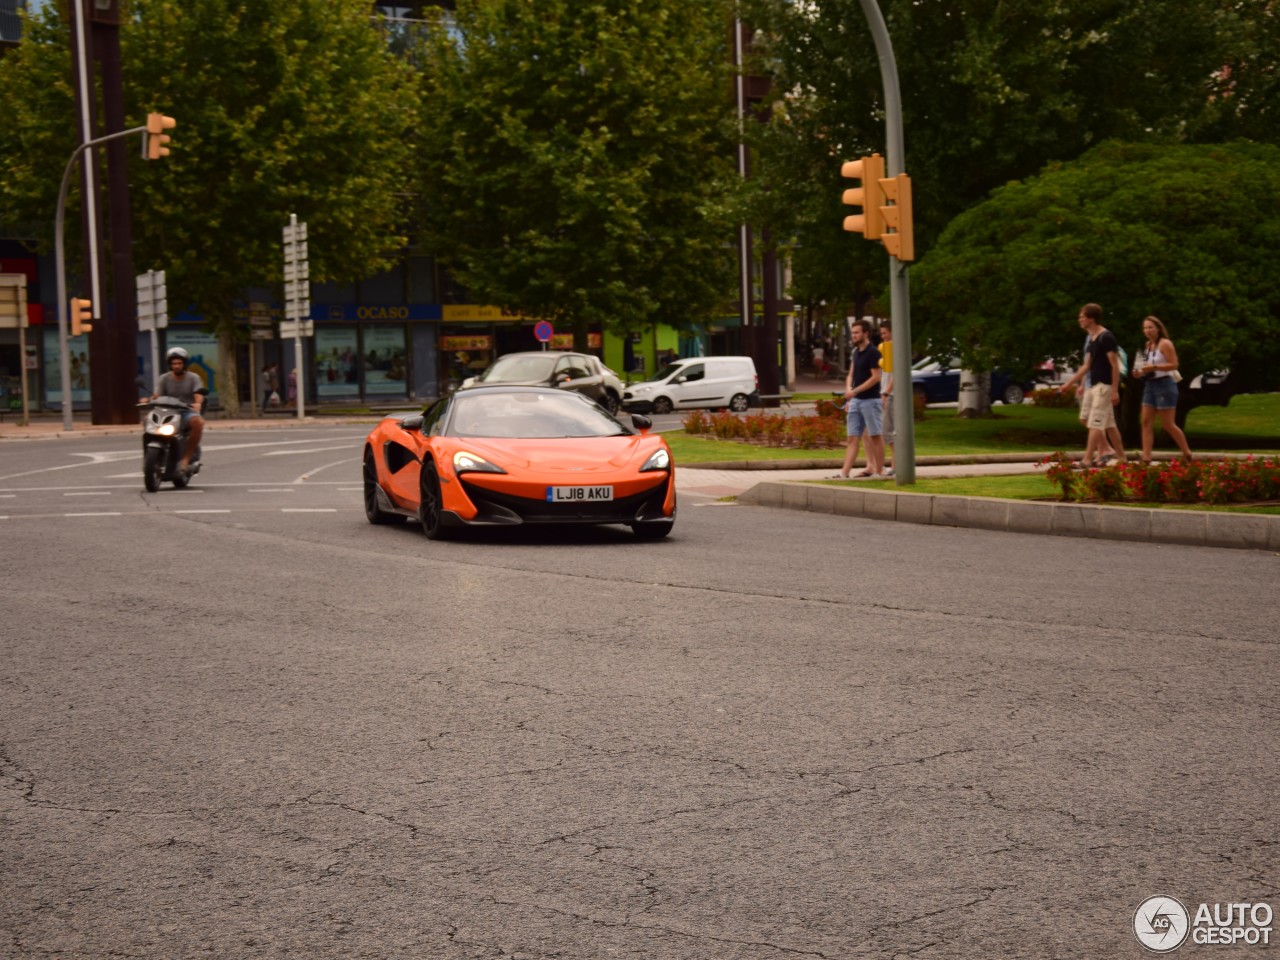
[173,509,231,514]
[64,512,122,517]
[64,491,111,496]
[282,508,337,513]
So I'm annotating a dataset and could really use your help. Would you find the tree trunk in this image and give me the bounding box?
[957,369,989,418]
[218,326,241,417]
[572,317,589,353]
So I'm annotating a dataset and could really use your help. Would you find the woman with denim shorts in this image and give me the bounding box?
[1132,315,1192,463]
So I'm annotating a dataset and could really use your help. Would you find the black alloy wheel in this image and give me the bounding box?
[419,461,451,540]
[600,392,620,415]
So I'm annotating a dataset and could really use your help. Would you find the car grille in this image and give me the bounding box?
[460,477,670,525]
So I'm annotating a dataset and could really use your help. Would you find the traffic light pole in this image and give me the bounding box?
[858,0,916,484]
[54,125,148,430]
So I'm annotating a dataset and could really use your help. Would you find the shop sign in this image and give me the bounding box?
[550,333,602,349]
[441,335,493,351]
[442,305,527,322]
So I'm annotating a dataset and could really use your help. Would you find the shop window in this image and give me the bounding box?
[364,325,408,397]
[315,327,360,399]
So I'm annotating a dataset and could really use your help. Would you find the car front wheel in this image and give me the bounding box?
[652,396,673,415]
[1002,383,1026,405]
[419,462,451,540]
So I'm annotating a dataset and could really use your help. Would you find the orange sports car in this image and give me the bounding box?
[362,386,676,539]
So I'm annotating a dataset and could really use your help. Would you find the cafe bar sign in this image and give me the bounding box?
[441,335,493,351]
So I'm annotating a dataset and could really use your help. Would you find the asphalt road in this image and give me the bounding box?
[1,425,1276,959]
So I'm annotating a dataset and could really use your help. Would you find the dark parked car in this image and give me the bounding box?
[911,357,1036,406]
[462,351,624,414]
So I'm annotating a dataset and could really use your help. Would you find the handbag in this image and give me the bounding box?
[268,390,281,406]
[1171,370,1183,383]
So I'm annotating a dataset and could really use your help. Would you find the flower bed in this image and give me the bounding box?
[1041,453,1280,505]
[682,408,844,449]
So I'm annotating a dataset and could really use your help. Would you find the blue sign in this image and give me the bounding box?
[534,320,554,343]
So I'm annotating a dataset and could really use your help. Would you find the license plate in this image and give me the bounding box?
[546,485,613,503]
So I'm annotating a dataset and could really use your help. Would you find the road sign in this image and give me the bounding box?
[279,319,314,338]
[534,320,554,343]
[0,275,28,329]
[136,269,168,332]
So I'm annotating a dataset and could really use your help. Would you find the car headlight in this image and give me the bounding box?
[453,451,506,475]
[639,448,670,472]
[630,385,652,395]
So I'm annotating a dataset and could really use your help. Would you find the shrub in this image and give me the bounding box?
[1043,454,1280,505]
[1030,386,1077,408]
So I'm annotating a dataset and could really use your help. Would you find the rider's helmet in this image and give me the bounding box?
[165,346,189,370]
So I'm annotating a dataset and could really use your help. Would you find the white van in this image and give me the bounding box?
[622,356,759,414]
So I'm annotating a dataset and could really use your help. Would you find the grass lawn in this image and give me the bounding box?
[667,392,1280,462]
[814,472,1280,516]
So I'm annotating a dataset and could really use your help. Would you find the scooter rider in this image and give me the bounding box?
[147,347,205,473]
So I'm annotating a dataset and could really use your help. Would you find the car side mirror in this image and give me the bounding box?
[400,415,424,431]
[630,414,652,432]
[558,374,572,383]
[674,375,687,384]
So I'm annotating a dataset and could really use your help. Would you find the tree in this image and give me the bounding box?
[415,0,736,348]
[0,0,418,413]
[739,0,1257,299]
[912,140,1280,429]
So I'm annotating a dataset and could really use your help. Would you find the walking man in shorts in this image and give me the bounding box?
[835,318,885,478]
[1073,303,1127,468]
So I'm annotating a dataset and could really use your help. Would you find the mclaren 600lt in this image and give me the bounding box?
[363,386,676,539]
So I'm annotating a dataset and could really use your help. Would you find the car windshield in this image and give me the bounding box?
[448,392,628,439]
[479,354,558,383]
[650,363,683,382]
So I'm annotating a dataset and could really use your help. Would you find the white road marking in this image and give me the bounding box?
[0,494,14,498]
[282,508,336,513]
[337,487,362,492]
[65,512,122,517]
[293,459,358,483]
[64,491,111,496]
[173,509,230,514]
[248,488,295,494]
[263,445,355,456]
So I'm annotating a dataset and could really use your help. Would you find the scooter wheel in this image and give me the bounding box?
[144,447,163,492]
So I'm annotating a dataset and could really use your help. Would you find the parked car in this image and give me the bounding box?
[463,351,623,414]
[362,386,676,539]
[622,356,759,414]
[910,357,1036,406]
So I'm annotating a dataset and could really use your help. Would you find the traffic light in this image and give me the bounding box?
[840,153,886,238]
[878,173,915,262]
[70,297,93,336]
[145,113,176,160]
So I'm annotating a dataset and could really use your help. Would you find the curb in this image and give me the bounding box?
[681,452,1057,471]
[738,481,1280,553]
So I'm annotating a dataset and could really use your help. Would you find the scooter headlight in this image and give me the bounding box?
[157,423,176,436]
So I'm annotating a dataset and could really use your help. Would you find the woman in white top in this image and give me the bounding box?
[1131,315,1192,463]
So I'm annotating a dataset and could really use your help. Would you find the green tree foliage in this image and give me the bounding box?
[0,0,416,406]
[740,0,1257,296]
[912,140,1280,394]
[416,0,736,345]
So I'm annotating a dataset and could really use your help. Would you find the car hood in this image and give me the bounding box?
[454,436,658,471]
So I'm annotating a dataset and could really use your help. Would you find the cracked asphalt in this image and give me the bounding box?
[1,428,1276,959]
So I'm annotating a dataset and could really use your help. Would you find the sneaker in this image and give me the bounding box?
[828,473,850,479]
[883,467,894,477]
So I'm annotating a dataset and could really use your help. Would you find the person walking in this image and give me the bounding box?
[832,318,885,479]
[260,362,279,414]
[1071,303,1126,468]
[877,318,895,477]
[1132,315,1192,463]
